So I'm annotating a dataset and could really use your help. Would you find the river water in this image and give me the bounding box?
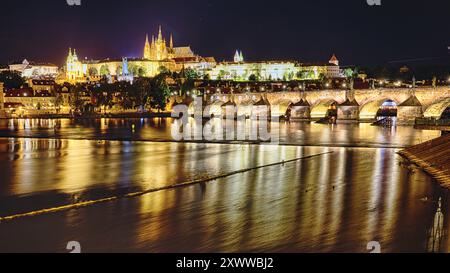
[0,118,448,253]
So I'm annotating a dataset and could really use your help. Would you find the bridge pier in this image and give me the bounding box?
[290,99,311,120]
[397,95,423,125]
[337,99,360,123]
[200,88,450,124]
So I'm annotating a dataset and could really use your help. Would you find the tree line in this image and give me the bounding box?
[67,73,171,114]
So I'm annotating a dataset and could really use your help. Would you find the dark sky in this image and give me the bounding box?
[0,0,449,67]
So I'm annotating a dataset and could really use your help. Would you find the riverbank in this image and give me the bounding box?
[0,112,172,119]
[398,133,450,188]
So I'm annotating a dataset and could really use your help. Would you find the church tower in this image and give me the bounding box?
[143,26,171,61]
[143,34,151,59]
[329,54,339,66]
[234,50,240,62]
[234,50,244,62]
[66,48,84,82]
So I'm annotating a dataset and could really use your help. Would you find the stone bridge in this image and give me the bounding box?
[195,87,450,124]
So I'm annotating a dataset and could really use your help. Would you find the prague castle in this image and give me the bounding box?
[64,26,216,83]
[57,26,342,83]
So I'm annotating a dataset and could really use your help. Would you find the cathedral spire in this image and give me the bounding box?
[158,25,163,41]
[233,50,244,62]
[143,34,151,59]
[234,50,240,62]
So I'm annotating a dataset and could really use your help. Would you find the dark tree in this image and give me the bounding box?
[149,74,171,112]
[0,71,25,90]
[248,74,257,82]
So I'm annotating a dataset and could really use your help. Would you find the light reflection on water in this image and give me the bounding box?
[0,118,441,147]
[0,118,447,253]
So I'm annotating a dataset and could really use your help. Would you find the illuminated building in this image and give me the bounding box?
[143,26,175,61]
[65,48,87,83]
[329,54,339,66]
[64,26,216,83]
[28,79,56,95]
[61,26,343,83]
[234,50,244,62]
[9,59,59,79]
[207,54,342,81]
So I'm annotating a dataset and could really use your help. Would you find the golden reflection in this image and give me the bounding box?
[323,148,345,251]
[427,198,444,253]
[380,150,400,241]
[135,187,177,244]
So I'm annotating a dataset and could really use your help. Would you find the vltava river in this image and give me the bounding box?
[0,118,447,253]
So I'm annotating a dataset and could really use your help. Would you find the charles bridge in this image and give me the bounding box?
[179,87,450,124]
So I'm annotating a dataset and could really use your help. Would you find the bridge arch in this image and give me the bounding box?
[359,98,400,120]
[271,99,292,117]
[424,97,450,118]
[310,99,337,119]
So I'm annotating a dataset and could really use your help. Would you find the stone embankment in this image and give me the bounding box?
[398,134,450,187]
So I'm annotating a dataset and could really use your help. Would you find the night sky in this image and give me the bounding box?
[0,0,449,67]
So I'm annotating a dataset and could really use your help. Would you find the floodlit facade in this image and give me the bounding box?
[63,26,216,83]
[62,26,342,83]
[9,59,59,79]
[206,54,342,81]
